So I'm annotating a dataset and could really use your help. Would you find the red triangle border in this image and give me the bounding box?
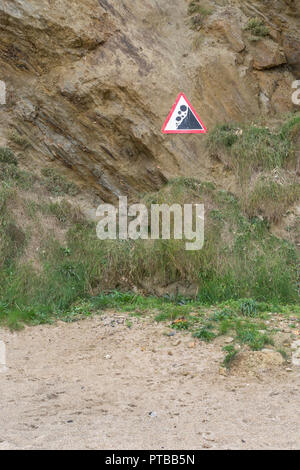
[162,92,207,134]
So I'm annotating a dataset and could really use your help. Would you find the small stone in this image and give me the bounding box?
[292,352,300,367]
[286,368,293,372]
[219,367,227,376]
[291,340,300,351]
[188,341,196,348]
[172,340,181,347]
[149,411,157,418]
[202,443,212,449]
[104,354,112,359]
[224,337,234,344]
[168,351,173,356]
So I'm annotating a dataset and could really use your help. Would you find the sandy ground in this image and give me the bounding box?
[0,313,299,450]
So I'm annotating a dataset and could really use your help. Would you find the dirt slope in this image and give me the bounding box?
[0,314,299,450]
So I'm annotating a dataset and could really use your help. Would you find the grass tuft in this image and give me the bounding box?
[0,147,17,165]
[187,1,212,31]
[9,131,31,150]
[223,345,239,368]
[41,168,79,196]
[247,179,300,223]
[245,18,269,38]
[208,115,300,183]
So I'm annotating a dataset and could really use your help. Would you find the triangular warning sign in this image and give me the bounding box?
[162,93,207,134]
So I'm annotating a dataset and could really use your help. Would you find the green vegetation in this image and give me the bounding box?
[222,345,238,368]
[9,131,31,150]
[0,116,299,333]
[245,18,269,39]
[46,200,84,225]
[0,178,299,329]
[187,1,212,31]
[193,325,216,342]
[239,299,258,317]
[207,116,300,182]
[41,168,79,196]
[207,114,300,229]
[248,179,300,222]
[0,147,17,165]
[0,147,36,189]
[236,322,273,350]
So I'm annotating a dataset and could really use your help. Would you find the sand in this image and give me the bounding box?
[0,313,299,450]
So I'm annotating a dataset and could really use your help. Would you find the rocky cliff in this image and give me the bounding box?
[0,0,299,202]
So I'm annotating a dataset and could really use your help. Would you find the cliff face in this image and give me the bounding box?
[0,0,299,201]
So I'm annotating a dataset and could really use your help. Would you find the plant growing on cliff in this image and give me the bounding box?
[245,18,269,38]
[9,131,31,150]
[247,179,300,223]
[0,147,17,165]
[41,168,79,196]
[207,115,300,183]
[187,1,212,31]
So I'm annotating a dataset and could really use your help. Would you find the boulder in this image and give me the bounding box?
[282,34,300,74]
[251,39,287,70]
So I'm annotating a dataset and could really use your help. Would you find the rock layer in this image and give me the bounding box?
[0,0,299,200]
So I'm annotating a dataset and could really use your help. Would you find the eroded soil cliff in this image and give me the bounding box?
[1,0,300,201]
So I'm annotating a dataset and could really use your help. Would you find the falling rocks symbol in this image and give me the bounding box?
[162,92,207,134]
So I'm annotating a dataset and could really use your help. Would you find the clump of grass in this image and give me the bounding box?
[210,308,235,322]
[41,168,79,196]
[0,187,26,269]
[223,345,238,368]
[0,162,20,182]
[0,146,37,189]
[0,147,17,165]
[9,131,31,150]
[240,299,258,318]
[280,115,300,141]
[207,124,239,150]
[245,18,269,38]
[193,324,216,342]
[236,322,273,350]
[187,1,212,31]
[0,164,36,189]
[208,115,300,183]
[247,180,300,223]
[47,201,70,223]
[188,0,212,16]
[24,200,41,218]
[59,300,93,323]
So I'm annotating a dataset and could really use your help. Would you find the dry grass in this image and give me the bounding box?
[247,179,300,223]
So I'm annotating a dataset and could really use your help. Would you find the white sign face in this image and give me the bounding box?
[162,93,207,134]
[0,80,6,105]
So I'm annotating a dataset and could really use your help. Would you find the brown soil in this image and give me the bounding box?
[0,314,299,450]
